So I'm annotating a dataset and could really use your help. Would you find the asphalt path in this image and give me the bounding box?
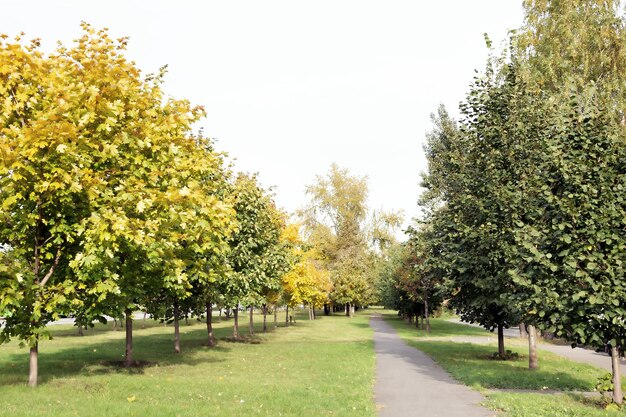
[371,315,495,417]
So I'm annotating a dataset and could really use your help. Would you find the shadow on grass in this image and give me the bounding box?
[410,340,598,391]
[0,325,233,387]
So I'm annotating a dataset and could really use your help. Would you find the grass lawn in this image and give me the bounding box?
[487,392,626,416]
[381,310,626,416]
[0,310,376,417]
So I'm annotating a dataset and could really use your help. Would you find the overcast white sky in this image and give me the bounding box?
[1,1,524,238]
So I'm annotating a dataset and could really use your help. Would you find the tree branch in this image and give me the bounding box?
[39,247,62,288]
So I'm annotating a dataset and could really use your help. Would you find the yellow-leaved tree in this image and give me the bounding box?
[0,24,236,386]
[282,224,332,321]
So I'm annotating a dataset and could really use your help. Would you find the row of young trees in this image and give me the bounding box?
[0,24,400,388]
[0,24,338,388]
[380,0,626,405]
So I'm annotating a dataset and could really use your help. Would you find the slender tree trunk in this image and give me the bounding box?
[125,308,133,366]
[113,318,118,331]
[313,306,316,320]
[273,304,278,330]
[345,303,350,316]
[78,323,84,336]
[233,307,240,338]
[248,306,254,336]
[28,340,38,387]
[262,304,267,333]
[519,323,528,338]
[142,311,147,329]
[173,299,181,354]
[528,325,538,369]
[612,345,623,405]
[424,295,431,334]
[206,302,215,346]
[497,323,505,358]
[350,304,354,317]
[285,305,289,327]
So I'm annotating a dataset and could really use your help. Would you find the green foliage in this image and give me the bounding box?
[420,0,626,402]
[596,373,615,399]
[223,174,289,308]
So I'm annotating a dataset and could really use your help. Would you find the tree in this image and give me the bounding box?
[507,0,626,402]
[300,164,391,315]
[0,25,236,384]
[224,174,284,338]
[419,98,521,357]
[281,224,332,320]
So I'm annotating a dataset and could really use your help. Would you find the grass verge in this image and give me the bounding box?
[0,310,376,417]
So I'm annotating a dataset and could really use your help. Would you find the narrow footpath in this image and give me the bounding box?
[370,315,495,417]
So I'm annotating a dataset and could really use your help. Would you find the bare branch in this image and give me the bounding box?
[39,247,62,288]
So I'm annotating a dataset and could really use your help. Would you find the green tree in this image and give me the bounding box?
[224,174,284,338]
[507,0,626,403]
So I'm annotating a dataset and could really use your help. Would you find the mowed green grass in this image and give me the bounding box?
[381,311,626,416]
[488,392,626,417]
[0,310,376,417]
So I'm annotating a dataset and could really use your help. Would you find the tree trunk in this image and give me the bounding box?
[248,306,254,335]
[285,305,289,327]
[528,325,538,369]
[424,295,431,334]
[497,323,505,358]
[262,304,267,333]
[313,306,316,320]
[345,303,350,316]
[273,304,278,330]
[519,322,528,338]
[113,317,118,331]
[324,304,330,315]
[173,299,181,354]
[350,304,355,317]
[142,311,147,329]
[612,345,623,404]
[78,323,84,336]
[206,302,215,346]
[28,341,38,387]
[233,307,240,338]
[125,308,133,366]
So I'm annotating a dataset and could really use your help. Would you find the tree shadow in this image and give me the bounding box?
[0,325,232,387]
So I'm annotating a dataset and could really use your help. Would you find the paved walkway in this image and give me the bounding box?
[448,319,626,373]
[371,315,495,417]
